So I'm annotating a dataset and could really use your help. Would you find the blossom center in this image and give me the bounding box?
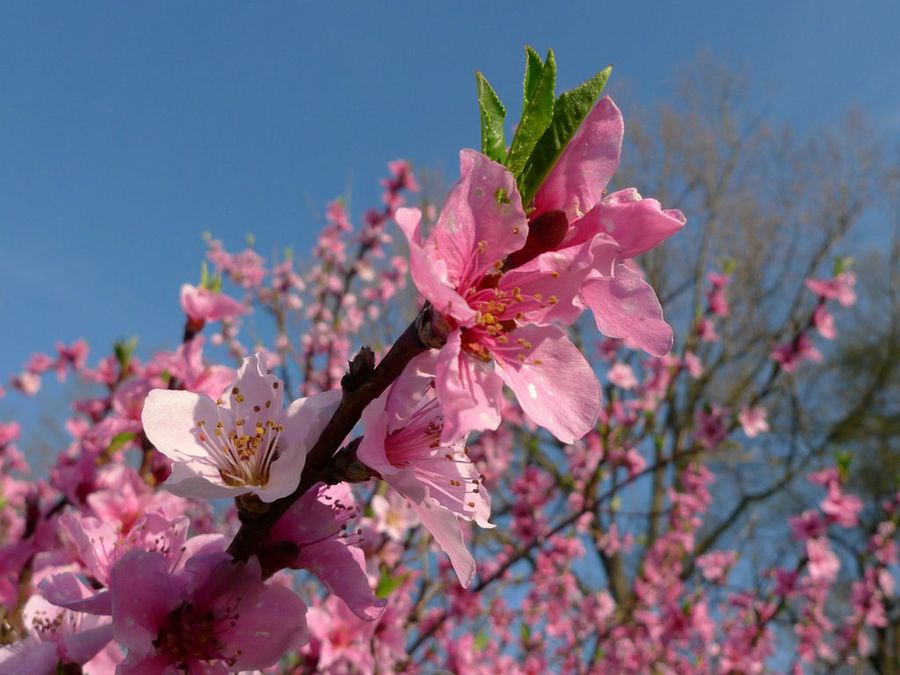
[194,386,284,488]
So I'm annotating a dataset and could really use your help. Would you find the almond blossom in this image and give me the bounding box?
[141,353,340,502]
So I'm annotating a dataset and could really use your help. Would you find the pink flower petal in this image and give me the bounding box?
[533,96,624,220]
[432,150,527,288]
[572,188,685,259]
[435,330,504,443]
[581,263,674,357]
[141,390,221,464]
[493,325,600,444]
[258,389,341,502]
[110,551,184,653]
[396,207,477,323]
[410,497,476,588]
[295,541,385,621]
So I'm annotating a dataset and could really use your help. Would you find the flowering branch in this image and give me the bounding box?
[226,305,439,573]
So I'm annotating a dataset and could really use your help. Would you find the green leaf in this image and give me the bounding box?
[114,337,138,372]
[833,256,853,275]
[518,65,612,206]
[474,632,489,651]
[476,72,507,163]
[522,45,544,108]
[107,431,136,456]
[835,449,853,482]
[506,49,556,177]
[520,622,531,643]
[375,566,407,599]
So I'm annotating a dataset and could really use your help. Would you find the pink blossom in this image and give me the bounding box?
[813,304,837,339]
[54,340,89,381]
[0,586,113,673]
[57,510,190,587]
[142,353,340,502]
[806,538,840,583]
[526,97,683,357]
[396,153,600,443]
[821,483,863,528]
[10,371,41,396]
[738,406,769,438]
[269,482,385,620]
[705,272,731,317]
[694,406,728,449]
[790,510,827,541]
[154,336,235,398]
[180,283,247,325]
[358,352,492,586]
[607,363,638,390]
[695,317,720,342]
[109,549,307,672]
[771,333,822,372]
[371,492,417,541]
[683,350,704,379]
[25,353,54,375]
[0,422,21,447]
[696,550,738,584]
[805,271,857,307]
[304,595,378,673]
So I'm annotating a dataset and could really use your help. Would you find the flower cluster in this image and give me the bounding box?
[1,50,893,675]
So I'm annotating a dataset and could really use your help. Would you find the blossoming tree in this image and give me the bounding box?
[0,49,896,674]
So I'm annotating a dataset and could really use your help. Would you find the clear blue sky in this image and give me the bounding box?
[2,2,899,402]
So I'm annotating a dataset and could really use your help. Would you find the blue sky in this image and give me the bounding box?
[2,2,898,405]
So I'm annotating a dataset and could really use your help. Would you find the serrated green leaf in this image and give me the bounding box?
[506,49,556,177]
[519,65,612,206]
[474,632,489,651]
[476,72,507,163]
[522,45,544,108]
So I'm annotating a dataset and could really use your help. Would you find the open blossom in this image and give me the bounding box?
[697,550,738,584]
[142,353,340,502]
[607,363,638,390]
[180,283,247,325]
[738,405,769,437]
[397,151,600,444]
[0,585,113,674]
[771,333,822,373]
[109,549,308,673]
[529,97,686,357]
[358,351,492,586]
[370,492,417,541]
[269,482,385,620]
[805,271,857,307]
[813,304,837,339]
[705,272,731,317]
[694,405,728,449]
